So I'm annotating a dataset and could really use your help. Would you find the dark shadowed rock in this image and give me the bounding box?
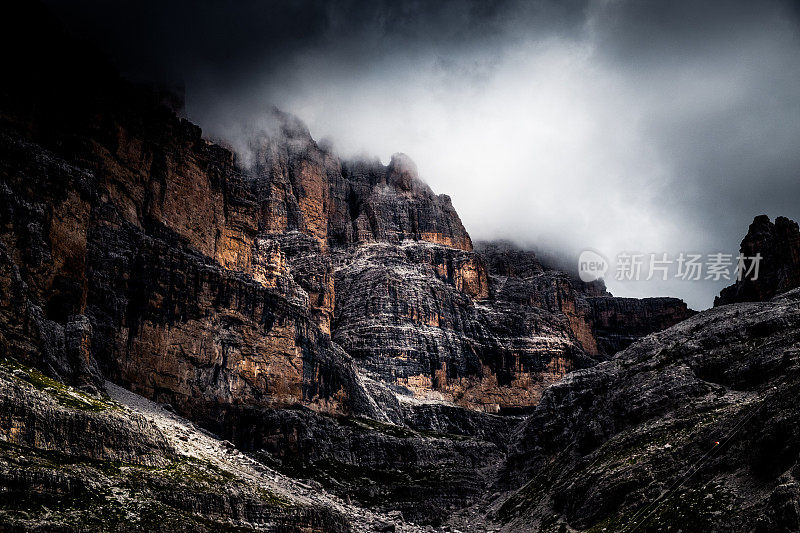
[386,153,418,192]
[588,295,696,355]
[494,288,800,532]
[716,215,800,305]
[477,241,695,359]
[329,155,473,251]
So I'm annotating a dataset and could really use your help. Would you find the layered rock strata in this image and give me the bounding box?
[0,72,693,420]
[0,12,699,527]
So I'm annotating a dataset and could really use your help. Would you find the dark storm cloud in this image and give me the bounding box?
[41,0,800,308]
[42,0,594,81]
[43,0,333,82]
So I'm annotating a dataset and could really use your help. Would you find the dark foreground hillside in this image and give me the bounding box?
[490,287,800,532]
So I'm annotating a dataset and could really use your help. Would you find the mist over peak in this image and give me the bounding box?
[41,0,800,308]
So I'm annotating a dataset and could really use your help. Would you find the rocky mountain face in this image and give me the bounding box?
[431,216,800,532]
[477,242,696,362]
[0,10,716,530]
[0,65,692,420]
[716,214,800,306]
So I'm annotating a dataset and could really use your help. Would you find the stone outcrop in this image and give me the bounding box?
[331,241,580,413]
[329,154,473,250]
[0,110,379,426]
[716,214,800,305]
[247,109,338,247]
[0,359,172,466]
[213,404,515,526]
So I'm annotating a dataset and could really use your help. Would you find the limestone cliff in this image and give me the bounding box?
[0,65,695,418]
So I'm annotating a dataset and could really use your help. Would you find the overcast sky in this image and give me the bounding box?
[45,0,800,309]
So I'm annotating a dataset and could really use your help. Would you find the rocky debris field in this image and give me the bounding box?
[0,356,455,532]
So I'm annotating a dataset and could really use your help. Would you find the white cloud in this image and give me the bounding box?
[188,0,800,309]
